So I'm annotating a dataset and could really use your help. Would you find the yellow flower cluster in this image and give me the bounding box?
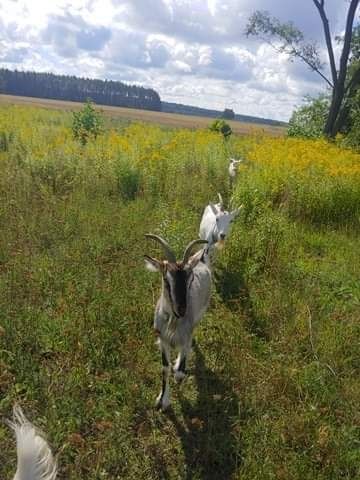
[247,137,360,178]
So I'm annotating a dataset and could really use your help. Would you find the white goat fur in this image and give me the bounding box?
[6,405,57,480]
[199,194,242,252]
[145,237,211,411]
[229,158,243,179]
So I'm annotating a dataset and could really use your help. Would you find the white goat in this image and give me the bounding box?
[229,157,244,180]
[6,404,57,480]
[144,234,211,411]
[199,193,242,253]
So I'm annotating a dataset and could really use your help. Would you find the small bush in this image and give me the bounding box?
[288,95,329,139]
[114,159,142,200]
[72,100,103,145]
[28,151,80,195]
[209,119,232,140]
[342,90,360,150]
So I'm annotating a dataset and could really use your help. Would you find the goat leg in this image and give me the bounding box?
[174,340,191,383]
[155,340,171,411]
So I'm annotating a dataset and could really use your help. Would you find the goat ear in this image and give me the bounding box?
[144,255,162,272]
[209,202,218,215]
[186,248,205,269]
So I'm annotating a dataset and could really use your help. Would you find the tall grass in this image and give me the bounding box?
[0,105,359,480]
[234,136,360,226]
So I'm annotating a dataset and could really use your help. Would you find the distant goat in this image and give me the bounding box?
[144,234,211,411]
[199,193,242,253]
[229,158,244,191]
[229,157,244,180]
[6,404,57,480]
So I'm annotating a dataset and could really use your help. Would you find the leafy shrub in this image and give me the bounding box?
[209,119,232,140]
[114,159,142,200]
[72,100,103,145]
[28,151,80,195]
[288,95,329,139]
[342,90,360,150]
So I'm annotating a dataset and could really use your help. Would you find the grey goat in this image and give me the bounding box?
[144,234,211,411]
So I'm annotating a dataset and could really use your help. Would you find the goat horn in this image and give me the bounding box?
[144,234,177,263]
[217,192,224,207]
[182,239,208,264]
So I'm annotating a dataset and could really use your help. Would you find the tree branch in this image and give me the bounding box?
[295,49,333,87]
[264,36,333,87]
[312,0,338,86]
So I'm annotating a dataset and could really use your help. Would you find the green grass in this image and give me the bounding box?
[0,105,359,479]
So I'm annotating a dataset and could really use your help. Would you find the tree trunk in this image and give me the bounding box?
[312,0,338,87]
[332,65,360,135]
[324,87,344,137]
[323,0,359,138]
[334,103,351,134]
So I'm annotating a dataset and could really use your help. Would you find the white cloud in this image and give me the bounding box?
[0,0,355,120]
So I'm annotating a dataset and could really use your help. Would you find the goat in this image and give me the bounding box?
[228,157,244,180]
[199,193,242,253]
[144,234,211,411]
[6,404,57,480]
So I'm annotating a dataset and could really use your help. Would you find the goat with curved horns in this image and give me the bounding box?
[199,193,242,253]
[6,404,57,480]
[144,234,211,411]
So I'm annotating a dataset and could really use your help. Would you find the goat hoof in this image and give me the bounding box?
[174,370,186,383]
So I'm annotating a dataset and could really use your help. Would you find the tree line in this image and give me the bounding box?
[162,102,285,126]
[0,69,162,111]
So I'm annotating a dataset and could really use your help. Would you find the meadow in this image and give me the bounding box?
[0,104,359,480]
[0,94,286,137]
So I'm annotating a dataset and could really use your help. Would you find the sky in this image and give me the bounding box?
[0,0,357,121]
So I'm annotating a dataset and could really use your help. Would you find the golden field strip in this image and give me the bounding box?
[0,93,286,136]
